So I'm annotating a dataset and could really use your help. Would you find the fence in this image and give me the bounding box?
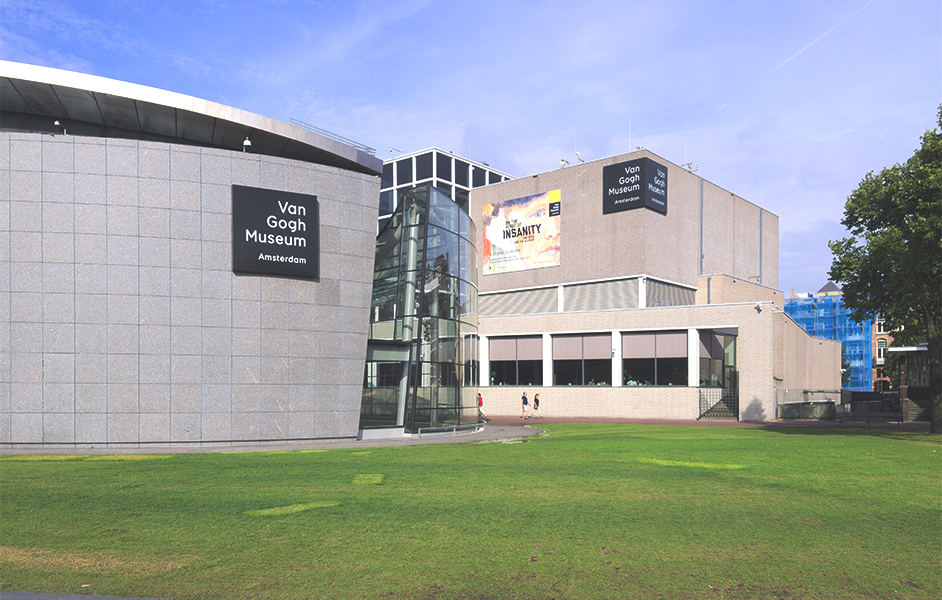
[775,389,840,420]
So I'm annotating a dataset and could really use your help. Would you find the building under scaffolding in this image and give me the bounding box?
[785,283,873,391]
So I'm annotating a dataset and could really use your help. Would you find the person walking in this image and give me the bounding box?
[520,391,529,419]
[532,393,542,418]
[478,392,486,420]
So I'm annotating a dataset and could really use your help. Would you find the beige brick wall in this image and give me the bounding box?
[480,302,778,421]
[774,312,841,391]
[471,150,778,294]
[695,274,784,306]
[481,386,700,420]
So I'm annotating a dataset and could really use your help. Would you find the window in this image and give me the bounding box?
[877,339,887,360]
[396,158,412,186]
[472,166,487,188]
[416,152,433,181]
[489,336,543,386]
[623,331,688,386]
[553,333,611,386]
[379,190,394,217]
[454,160,469,187]
[436,153,452,183]
[699,331,735,388]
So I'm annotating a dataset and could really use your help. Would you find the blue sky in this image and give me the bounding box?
[3,0,939,295]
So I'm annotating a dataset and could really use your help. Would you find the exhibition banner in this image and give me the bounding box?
[232,185,319,278]
[483,189,561,275]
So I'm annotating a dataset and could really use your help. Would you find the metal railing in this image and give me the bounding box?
[698,387,739,420]
[289,118,377,155]
[416,421,484,437]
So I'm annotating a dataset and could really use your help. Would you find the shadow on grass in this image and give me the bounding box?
[758,420,937,441]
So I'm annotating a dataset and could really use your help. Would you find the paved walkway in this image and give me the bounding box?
[1,416,930,457]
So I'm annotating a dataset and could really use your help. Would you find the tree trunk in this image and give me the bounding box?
[929,323,941,434]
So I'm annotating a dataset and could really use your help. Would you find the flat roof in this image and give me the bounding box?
[0,61,381,176]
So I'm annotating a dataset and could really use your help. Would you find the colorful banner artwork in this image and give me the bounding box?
[483,189,561,275]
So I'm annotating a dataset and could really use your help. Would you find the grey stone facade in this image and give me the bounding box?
[1,133,379,447]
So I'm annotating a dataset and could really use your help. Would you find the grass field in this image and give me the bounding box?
[1,424,940,600]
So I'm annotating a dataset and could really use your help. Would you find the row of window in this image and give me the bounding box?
[382,152,508,190]
[487,331,735,387]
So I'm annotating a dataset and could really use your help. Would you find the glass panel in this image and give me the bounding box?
[460,239,476,282]
[463,359,479,387]
[488,171,503,185]
[724,335,737,367]
[454,188,469,213]
[424,277,458,320]
[426,226,460,278]
[656,357,687,386]
[436,152,452,182]
[490,360,516,385]
[458,208,471,240]
[700,358,723,386]
[554,359,582,385]
[454,160,469,187]
[623,359,655,386]
[459,280,477,316]
[396,158,412,185]
[429,188,460,233]
[381,162,393,189]
[518,360,543,385]
[472,166,487,188]
[379,190,394,217]
[416,152,433,181]
[360,361,402,427]
[584,359,611,385]
[434,183,453,200]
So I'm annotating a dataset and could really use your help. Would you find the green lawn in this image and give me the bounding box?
[2,424,940,599]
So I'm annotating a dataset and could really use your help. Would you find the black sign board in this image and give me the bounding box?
[232,185,319,278]
[602,157,668,215]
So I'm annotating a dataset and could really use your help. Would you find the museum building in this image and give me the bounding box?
[1,61,383,447]
[2,61,841,447]
[470,153,841,422]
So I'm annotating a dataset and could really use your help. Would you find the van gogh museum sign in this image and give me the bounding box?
[232,185,319,278]
[602,157,668,215]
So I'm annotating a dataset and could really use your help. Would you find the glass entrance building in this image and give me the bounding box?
[360,183,480,435]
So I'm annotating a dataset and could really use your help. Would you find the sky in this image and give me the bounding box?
[3,0,939,296]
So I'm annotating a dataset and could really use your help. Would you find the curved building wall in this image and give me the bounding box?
[1,132,379,447]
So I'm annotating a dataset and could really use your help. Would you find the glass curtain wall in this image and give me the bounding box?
[361,183,479,432]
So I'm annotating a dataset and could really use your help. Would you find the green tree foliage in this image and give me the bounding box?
[829,108,942,432]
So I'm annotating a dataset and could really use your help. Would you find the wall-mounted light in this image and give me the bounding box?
[54,120,66,135]
[243,137,252,152]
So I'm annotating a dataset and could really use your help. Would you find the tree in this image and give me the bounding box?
[829,108,942,433]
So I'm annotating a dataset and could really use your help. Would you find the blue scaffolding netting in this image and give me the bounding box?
[784,294,873,391]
